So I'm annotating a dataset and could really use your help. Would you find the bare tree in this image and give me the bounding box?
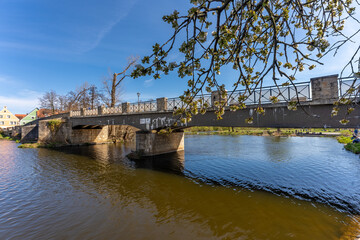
[57,95,68,112]
[39,90,59,113]
[88,85,103,109]
[66,82,90,111]
[103,56,138,107]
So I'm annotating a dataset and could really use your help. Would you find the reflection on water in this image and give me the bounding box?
[0,136,360,239]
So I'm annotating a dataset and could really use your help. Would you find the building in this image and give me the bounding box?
[37,108,63,118]
[15,114,26,121]
[19,108,39,125]
[0,106,20,129]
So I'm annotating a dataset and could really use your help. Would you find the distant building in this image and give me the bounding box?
[15,114,26,121]
[0,106,19,129]
[19,108,39,125]
[37,108,63,118]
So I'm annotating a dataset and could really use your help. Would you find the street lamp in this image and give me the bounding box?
[137,92,140,112]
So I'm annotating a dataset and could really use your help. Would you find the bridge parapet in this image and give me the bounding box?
[69,75,360,119]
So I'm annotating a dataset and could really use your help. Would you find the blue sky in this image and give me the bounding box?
[0,0,359,113]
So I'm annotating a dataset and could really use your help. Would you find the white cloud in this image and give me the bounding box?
[0,88,41,114]
[144,78,154,87]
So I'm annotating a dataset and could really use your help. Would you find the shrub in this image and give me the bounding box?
[344,143,360,154]
[47,119,62,133]
[337,136,353,144]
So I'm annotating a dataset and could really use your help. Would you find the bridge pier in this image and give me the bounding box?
[135,131,184,156]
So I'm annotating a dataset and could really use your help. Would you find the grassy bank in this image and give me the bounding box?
[335,136,360,154]
[184,126,348,137]
[0,132,20,143]
[344,142,360,154]
[17,143,59,149]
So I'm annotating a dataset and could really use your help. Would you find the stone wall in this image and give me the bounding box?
[21,124,38,143]
[37,119,110,145]
[108,125,138,143]
[35,119,137,145]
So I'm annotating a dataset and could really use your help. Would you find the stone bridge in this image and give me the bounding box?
[20,74,360,156]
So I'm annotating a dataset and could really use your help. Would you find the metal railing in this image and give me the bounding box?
[228,82,311,105]
[70,81,313,117]
[339,76,360,98]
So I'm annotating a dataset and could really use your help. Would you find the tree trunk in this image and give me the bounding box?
[110,73,117,107]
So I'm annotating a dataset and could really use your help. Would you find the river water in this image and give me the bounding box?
[0,135,359,239]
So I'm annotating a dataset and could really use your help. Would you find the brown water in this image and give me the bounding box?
[0,136,359,239]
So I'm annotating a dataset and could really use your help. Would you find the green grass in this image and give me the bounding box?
[18,143,41,148]
[344,143,360,154]
[17,143,59,149]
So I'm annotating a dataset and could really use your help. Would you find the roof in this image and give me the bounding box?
[15,114,27,120]
[37,109,65,118]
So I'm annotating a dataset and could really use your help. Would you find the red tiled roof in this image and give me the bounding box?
[37,109,65,118]
[15,114,26,120]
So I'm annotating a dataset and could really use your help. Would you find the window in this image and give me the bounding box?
[7,115,10,118]
[31,116,35,119]
[0,121,4,125]
[0,115,2,118]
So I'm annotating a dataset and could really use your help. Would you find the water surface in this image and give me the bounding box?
[0,136,359,239]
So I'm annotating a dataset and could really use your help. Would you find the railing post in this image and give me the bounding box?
[122,102,130,113]
[311,74,338,104]
[211,91,228,107]
[80,108,86,116]
[157,97,168,111]
[98,105,104,115]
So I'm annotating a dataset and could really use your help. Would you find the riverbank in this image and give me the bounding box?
[184,126,350,137]
[0,132,20,143]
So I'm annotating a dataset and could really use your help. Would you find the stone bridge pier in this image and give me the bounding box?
[135,131,185,156]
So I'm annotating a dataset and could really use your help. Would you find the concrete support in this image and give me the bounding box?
[156,97,168,111]
[71,126,109,144]
[136,131,184,156]
[311,74,338,104]
[122,102,130,113]
[211,91,228,107]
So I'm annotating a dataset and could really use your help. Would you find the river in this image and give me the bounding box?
[0,135,359,239]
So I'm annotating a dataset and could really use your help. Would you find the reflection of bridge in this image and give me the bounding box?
[20,74,360,156]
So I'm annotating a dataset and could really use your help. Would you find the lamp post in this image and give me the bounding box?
[137,92,140,112]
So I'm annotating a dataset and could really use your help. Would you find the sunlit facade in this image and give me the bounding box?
[0,106,19,129]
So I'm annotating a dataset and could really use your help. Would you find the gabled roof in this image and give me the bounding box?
[37,109,64,118]
[0,106,18,119]
[15,114,27,120]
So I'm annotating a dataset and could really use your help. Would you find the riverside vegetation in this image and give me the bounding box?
[0,132,20,143]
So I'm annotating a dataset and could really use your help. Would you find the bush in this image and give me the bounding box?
[344,143,360,154]
[337,136,353,144]
[47,119,62,133]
